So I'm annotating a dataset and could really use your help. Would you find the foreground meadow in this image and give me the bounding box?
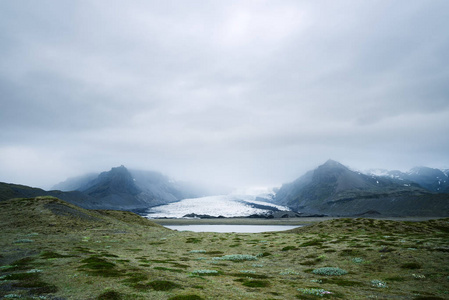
[1,197,448,299]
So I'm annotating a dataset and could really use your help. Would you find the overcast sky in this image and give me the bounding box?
[1,1,449,190]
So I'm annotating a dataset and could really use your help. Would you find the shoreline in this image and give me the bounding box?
[149,216,445,226]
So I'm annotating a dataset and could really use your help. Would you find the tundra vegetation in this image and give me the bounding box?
[1,197,449,299]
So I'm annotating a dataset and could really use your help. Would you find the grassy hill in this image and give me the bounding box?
[1,197,449,299]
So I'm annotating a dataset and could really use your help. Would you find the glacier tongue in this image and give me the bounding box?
[144,193,290,218]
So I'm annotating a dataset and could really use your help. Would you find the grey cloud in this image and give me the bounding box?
[1,1,449,189]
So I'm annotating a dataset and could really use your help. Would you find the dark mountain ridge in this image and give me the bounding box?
[368,166,449,193]
[274,160,449,216]
[0,182,94,208]
[1,165,204,210]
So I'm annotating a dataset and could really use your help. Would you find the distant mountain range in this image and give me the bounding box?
[274,160,449,216]
[1,161,448,216]
[367,167,449,193]
[0,166,216,210]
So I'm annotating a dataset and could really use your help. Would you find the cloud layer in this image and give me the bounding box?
[1,1,449,189]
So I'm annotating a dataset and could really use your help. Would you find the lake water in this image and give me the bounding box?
[164,224,301,233]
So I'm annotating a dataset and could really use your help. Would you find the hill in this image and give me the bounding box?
[274,160,449,216]
[0,182,94,207]
[1,196,449,299]
[0,196,165,233]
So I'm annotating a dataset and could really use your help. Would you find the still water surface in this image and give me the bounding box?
[164,224,301,233]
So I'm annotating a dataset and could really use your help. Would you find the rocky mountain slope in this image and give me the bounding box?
[368,166,449,193]
[72,165,202,210]
[274,160,449,216]
[1,166,204,210]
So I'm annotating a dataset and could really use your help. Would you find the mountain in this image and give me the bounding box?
[50,165,204,210]
[2,166,204,211]
[52,173,99,191]
[274,160,449,216]
[405,167,449,193]
[367,166,449,193]
[78,165,146,210]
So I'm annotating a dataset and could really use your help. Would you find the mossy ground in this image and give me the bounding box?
[1,197,449,299]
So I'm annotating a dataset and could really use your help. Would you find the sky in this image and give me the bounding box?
[1,1,449,190]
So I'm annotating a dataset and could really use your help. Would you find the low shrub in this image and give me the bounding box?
[297,288,332,297]
[371,279,387,288]
[191,269,219,276]
[13,239,34,243]
[312,267,348,276]
[189,250,206,253]
[352,257,364,264]
[212,254,258,261]
[280,269,300,275]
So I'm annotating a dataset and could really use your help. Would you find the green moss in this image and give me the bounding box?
[168,295,204,300]
[154,266,183,273]
[412,297,445,300]
[5,273,39,280]
[384,276,406,282]
[321,278,363,286]
[7,272,58,295]
[41,250,74,259]
[242,280,270,287]
[300,240,324,247]
[281,246,297,251]
[96,290,123,299]
[122,273,148,284]
[186,238,202,244]
[147,280,181,291]
[300,260,319,266]
[230,273,269,279]
[338,249,361,257]
[401,262,422,269]
[78,256,122,277]
[9,257,35,271]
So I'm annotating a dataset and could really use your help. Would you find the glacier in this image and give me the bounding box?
[143,190,290,219]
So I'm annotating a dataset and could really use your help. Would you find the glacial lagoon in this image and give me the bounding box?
[164,224,301,233]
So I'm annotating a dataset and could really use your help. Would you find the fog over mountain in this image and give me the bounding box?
[1,1,449,189]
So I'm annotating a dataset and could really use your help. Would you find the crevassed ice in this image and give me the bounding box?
[145,194,290,218]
